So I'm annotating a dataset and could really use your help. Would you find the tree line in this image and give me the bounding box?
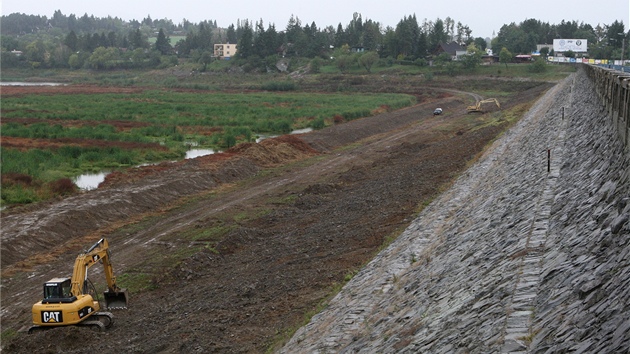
[1,10,627,71]
[494,19,626,61]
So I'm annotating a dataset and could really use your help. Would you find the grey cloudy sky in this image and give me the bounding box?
[2,0,628,39]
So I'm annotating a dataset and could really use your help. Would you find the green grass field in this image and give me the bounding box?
[1,89,416,206]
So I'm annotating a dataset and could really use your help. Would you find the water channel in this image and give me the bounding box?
[72,128,312,190]
[73,149,217,190]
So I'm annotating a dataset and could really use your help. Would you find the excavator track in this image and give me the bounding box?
[28,320,105,333]
[78,320,106,331]
[92,311,115,328]
[27,312,114,334]
[27,326,49,334]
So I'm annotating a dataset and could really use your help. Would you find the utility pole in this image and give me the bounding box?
[619,32,626,65]
[622,35,626,64]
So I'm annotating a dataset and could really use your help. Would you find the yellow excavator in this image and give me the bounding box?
[29,238,128,333]
[467,98,501,113]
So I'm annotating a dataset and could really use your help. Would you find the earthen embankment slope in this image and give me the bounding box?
[282,67,630,353]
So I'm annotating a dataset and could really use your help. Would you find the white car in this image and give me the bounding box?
[433,108,443,115]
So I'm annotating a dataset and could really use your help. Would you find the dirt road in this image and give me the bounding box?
[0,82,552,353]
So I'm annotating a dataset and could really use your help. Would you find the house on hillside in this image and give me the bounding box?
[434,41,467,60]
[214,43,238,59]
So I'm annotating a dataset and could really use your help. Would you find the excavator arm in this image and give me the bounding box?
[71,238,128,309]
[467,98,501,113]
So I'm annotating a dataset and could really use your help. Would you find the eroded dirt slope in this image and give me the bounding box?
[1,82,552,353]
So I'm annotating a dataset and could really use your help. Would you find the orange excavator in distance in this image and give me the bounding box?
[29,238,128,333]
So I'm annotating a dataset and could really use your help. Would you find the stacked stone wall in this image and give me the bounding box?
[281,65,629,353]
[584,64,630,151]
[529,65,630,353]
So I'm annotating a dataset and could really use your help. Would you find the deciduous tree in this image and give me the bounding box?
[25,39,47,64]
[88,46,119,69]
[335,54,353,73]
[461,43,482,70]
[199,51,213,71]
[358,51,379,72]
[499,47,512,68]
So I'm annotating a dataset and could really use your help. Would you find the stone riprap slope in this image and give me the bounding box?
[281,67,630,353]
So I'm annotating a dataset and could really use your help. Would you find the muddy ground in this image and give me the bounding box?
[1,81,553,353]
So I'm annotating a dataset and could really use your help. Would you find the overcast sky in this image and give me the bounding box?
[2,0,628,39]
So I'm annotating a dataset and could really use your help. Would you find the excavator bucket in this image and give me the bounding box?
[104,288,128,310]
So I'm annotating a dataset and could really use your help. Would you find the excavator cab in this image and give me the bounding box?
[42,278,76,303]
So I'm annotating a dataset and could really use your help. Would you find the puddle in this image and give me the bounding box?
[256,128,313,142]
[74,172,109,190]
[290,128,313,135]
[185,148,216,159]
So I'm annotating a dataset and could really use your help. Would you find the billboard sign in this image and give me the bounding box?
[554,39,588,52]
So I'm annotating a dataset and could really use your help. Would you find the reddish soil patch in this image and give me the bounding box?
[228,135,320,166]
[1,85,144,97]
[1,117,153,131]
[1,136,168,151]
